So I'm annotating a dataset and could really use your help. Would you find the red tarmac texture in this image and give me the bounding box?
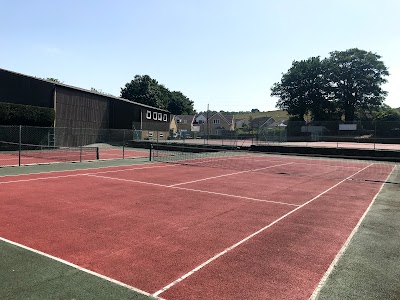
[161,181,384,300]
[99,148,149,160]
[0,175,292,292]
[0,159,392,299]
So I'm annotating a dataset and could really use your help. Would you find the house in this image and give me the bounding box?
[197,112,235,135]
[175,115,196,136]
[194,113,207,125]
[249,117,275,129]
[235,118,250,129]
[169,115,178,135]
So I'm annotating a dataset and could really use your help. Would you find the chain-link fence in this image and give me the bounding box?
[162,120,400,150]
[0,125,156,167]
[1,120,399,167]
[278,120,400,150]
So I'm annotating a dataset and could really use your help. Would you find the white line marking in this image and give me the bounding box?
[168,162,293,187]
[309,164,396,300]
[86,174,298,206]
[170,185,300,207]
[152,164,373,297]
[0,161,160,178]
[0,164,173,185]
[0,237,162,299]
[86,174,168,188]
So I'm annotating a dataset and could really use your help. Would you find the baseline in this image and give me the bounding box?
[86,173,298,207]
[152,164,373,297]
[310,164,396,299]
[0,237,161,299]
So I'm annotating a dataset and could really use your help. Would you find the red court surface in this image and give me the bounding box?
[0,156,394,299]
[0,149,96,167]
[98,148,149,160]
[0,148,148,167]
[166,138,400,151]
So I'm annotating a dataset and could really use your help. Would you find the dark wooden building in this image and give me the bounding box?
[0,68,171,144]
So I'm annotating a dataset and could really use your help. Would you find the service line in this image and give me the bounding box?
[152,163,373,297]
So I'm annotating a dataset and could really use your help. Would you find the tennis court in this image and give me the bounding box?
[1,146,399,299]
[0,141,149,167]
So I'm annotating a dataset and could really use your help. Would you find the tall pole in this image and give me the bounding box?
[206,104,209,143]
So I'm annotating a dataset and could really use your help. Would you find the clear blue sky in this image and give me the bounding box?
[1,0,399,112]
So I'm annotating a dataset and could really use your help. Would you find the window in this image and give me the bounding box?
[158,113,162,120]
[163,114,168,122]
[146,110,152,119]
[213,119,220,124]
[153,112,158,120]
[183,120,187,124]
[148,132,153,137]
[198,120,204,124]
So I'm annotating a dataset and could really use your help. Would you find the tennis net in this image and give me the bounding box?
[150,143,400,185]
[0,141,99,167]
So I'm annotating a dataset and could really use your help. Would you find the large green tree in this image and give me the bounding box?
[120,75,195,115]
[327,48,389,121]
[121,75,164,108]
[271,49,389,122]
[271,57,335,121]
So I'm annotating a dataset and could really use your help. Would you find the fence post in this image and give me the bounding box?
[18,125,22,166]
[149,144,153,161]
[374,120,377,150]
[123,129,126,159]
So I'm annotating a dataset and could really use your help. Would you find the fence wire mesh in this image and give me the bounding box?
[1,120,399,167]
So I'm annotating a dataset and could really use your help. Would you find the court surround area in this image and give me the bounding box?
[0,145,399,300]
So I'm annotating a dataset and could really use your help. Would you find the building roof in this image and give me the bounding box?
[175,115,195,124]
[0,67,170,113]
[209,112,234,125]
[249,116,275,128]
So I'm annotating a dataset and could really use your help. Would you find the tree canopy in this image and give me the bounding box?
[271,48,389,122]
[120,75,195,115]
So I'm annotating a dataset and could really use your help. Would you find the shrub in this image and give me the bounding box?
[0,102,55,126]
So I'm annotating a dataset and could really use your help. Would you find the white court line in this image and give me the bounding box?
[0,237,163,300]
[152,163,373,297]
[310,164,396,299]
[0,164,173,185]
[86,174,298,207]
[168,162,293,187]
[170,185,299,207]
[86,174,169,188]
[0,161,162,179]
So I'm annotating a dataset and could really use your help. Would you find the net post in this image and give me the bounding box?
[80,146,82,162]
[96,147,99,160]
[18,125,22,166]
[123,129,126,159]
[149,143,153,161]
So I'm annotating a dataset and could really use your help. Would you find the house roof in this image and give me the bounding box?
[175,115,195,123]
[209,112,234,125]
[249,116,275,128]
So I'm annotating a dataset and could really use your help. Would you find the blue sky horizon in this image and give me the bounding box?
[1,0,399,112]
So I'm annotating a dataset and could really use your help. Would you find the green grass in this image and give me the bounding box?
[234,109,289,120]
[314,168,400,299]
[0,240,156,300]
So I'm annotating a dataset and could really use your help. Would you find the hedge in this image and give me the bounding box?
[0,102,55,126]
